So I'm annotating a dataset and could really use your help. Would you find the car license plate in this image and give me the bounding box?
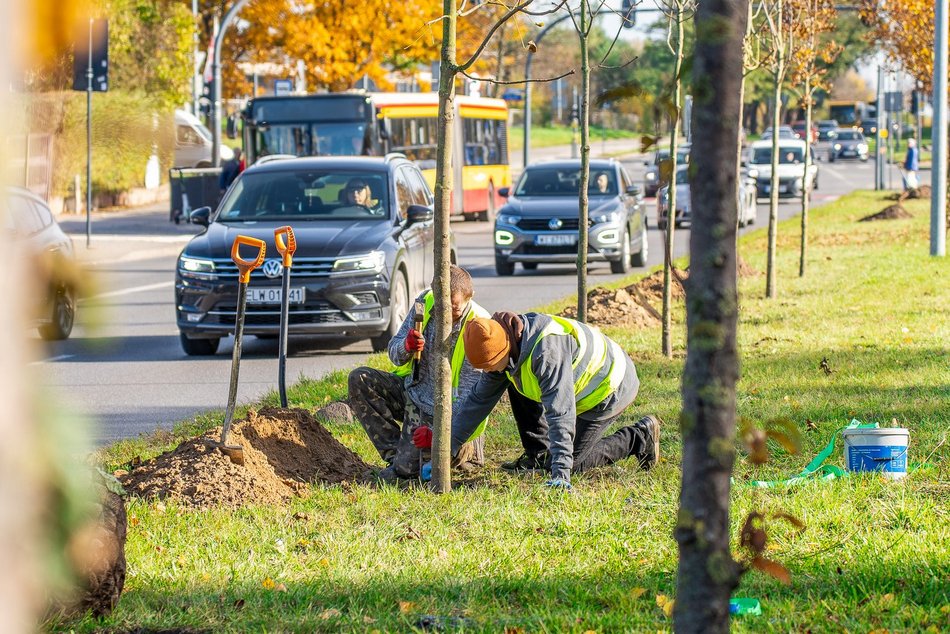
[246,287,305,304]
[535,234,577,246]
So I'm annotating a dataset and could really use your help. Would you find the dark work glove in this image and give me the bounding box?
[412,426,433,449]
[405,329,425,353]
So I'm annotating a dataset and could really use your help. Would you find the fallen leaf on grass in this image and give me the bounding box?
[318,557,330,567]
[233,598,245,610]
[656,594,675,617]
[398,600,416,614]
[262,578,275,590]
[363,616,377,624]
[504,627,525,634]
[881,593,894,602]
[751,556,791,585]
[276,583,287,592]
[631,587,647,599]
[293,511,309,521]
[806,419,818,432]
[129,516,140,527]
[320,608,341,620]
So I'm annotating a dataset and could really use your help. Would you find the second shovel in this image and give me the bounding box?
[274,225,297,407]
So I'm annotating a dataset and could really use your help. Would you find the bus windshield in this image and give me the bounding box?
[216,169,390,222]
[254,122,369,158]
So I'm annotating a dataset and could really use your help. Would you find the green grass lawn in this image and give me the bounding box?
[508,125,639,152]
[71,191,950,633]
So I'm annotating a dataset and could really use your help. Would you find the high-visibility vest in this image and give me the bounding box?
[392,290,491,437]
[506,314,627,414]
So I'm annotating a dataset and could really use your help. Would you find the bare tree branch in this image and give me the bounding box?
[460,67,575,85]
[458,0,568,72]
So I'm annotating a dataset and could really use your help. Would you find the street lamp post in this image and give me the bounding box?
[212,0,251,168]
[931,0,948,256]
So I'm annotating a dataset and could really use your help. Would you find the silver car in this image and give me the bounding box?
[656,165,758,229]
[493,159,648,275]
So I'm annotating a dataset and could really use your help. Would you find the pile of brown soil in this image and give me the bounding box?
[120,407,370,508]
[559,268,692,328]
[899,185,931,201]
[560,287,661,328]
[859,204,913,222]
[737,255,760,278]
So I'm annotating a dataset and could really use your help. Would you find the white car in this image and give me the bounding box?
[173,109,234,168]
[656,165,758,229]
[747,139,818,198]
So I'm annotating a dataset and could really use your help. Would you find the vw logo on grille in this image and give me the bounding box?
[261,259,284,279]
[548,217,563,230]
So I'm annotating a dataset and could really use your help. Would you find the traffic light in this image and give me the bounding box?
[72,19,109,92]
[621,0,636,29]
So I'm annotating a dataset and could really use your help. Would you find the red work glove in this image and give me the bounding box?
[412,426,433,449]
[405,329,425,353]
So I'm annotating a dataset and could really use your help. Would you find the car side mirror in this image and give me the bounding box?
[406,204,433,225]
[190,206,211,227]
[498,187,510,198]
[625,184,642,196]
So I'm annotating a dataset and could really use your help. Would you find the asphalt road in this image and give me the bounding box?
[36,147,908,444]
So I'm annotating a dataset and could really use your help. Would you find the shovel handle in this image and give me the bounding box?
[231,235,267,283]
[274,226,297,268]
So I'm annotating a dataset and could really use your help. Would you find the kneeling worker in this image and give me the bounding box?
[348,265,489,480]
[451,312,660,488]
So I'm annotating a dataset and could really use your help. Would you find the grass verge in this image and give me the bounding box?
[508,125,640,152]
[72,190,949,633]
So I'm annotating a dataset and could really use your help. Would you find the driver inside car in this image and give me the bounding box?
[341,178,382,213]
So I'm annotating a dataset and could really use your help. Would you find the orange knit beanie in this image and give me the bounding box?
[463,317,510,370]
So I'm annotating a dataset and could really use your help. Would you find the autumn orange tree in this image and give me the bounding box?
[789,0,839,278]
[861,0,937,88]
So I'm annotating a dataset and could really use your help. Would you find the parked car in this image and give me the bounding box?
[829,129,869,162]
[493,159,647,276]
[748,139,819,198]
[642,144,690,197]
[792,121,819,143]
[817,119,839,141]
[761,126,796,140]
[176,155,451,355]
[174,109,234,168]
[5,188,77,340]
[656,166,758,229]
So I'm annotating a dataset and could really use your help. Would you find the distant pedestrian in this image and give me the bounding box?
[219,148,243,193]
[903,138,919,190]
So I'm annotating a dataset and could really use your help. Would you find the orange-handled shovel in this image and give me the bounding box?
[274,226,296,408]
[214,235,266,465]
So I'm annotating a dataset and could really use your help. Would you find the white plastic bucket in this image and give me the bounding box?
[842,428,910,480]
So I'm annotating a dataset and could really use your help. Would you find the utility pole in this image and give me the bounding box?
[85,18,93,248]
[931,0,948,256]
[522,13,570,168]
[212,0,250,168]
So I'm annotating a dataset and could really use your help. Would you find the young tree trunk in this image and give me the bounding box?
[674,0,747,628]
[766,55,783,299]
[576,0,591,322]
[799,79,812,277]
[431,0,457,493]
[662,9,685,358]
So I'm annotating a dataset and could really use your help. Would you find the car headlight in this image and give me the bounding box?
[179,255,215,273]
[496,213,521,227]
[646,172,656,181]
[858,143,868,152]
[332,250,386,275]
[592,211,621,224]
[834,143,841,150]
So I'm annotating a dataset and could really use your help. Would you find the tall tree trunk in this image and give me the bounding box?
[799,80,812,277]
[431,0,457,493]
[576,1,591,322]
[662,9,685,358]
[674,0,747,628]
[766,48,783,299]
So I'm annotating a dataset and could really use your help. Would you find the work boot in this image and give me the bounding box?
[637,415,661,470]
[501,451,549,472]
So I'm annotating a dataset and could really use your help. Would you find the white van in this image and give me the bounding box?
[173,109,234,168]
[748,139,818,198]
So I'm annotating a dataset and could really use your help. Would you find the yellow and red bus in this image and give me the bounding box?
[241,91,511,221]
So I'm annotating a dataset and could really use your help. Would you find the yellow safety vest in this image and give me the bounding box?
[392,290,491,436]
[506,315,627,414]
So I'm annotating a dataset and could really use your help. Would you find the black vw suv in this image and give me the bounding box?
[176,155,446,355]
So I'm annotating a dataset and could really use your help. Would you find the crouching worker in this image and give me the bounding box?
[348,265,490,481]
[451,312,660,489]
